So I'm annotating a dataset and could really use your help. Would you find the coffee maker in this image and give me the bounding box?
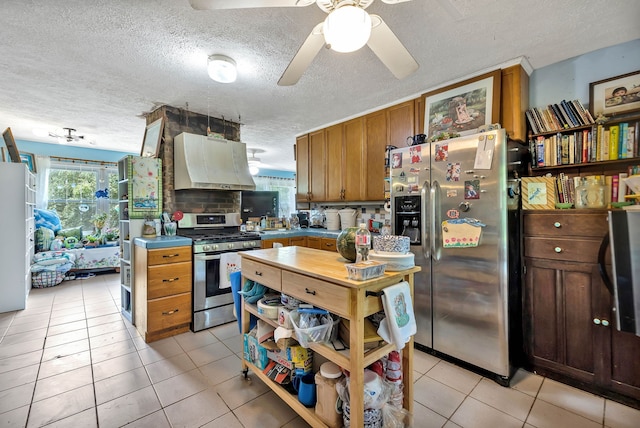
[296,212,309,228]
[394,195,421,244]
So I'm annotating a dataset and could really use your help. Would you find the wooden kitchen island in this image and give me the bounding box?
[240,246,420,428]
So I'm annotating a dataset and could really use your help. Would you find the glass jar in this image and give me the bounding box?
[575,177,606,209]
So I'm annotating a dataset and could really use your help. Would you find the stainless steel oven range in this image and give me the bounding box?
[177,213,261,332]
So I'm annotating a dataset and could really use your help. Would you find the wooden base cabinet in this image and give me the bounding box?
[523,211,640,407]
[134,244,192,342]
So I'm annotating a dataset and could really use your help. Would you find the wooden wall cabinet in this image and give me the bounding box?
[501,64,529,142]
[295,134,309,203]
[134,245,192,342]
[523,211,640,405]
[295,131,327,203]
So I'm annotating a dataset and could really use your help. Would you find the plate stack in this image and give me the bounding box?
[368,235,414,271]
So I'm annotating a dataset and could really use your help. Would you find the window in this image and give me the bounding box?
[46,159,118,233]
[253,175,296,217]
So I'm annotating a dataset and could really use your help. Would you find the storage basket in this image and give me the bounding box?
[290,310,333,348]
[345,261,387,281]
[32,270,66,288]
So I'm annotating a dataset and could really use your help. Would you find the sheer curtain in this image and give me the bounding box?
[35,155,51,209]
[253,176,296,217]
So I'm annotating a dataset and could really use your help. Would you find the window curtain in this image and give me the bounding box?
[253,176,296,217]
[35,155,51,209]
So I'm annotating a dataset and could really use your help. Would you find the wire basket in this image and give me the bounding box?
[32,270,66,288]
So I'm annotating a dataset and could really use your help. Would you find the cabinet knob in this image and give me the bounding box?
[554,247,562,253]
[554,222,561,228]
[601,320,610,327]
[593,318,601,325]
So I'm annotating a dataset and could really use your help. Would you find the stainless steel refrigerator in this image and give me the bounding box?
[390,129,524,383]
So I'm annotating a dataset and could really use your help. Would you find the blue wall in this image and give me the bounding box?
[11,139,134,163]
[530,39,640,108]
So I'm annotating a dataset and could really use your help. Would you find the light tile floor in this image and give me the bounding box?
[0,273,638,427]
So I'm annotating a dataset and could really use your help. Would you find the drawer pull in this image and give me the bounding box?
[255,271,263,276]
[305,288,316,295]
[601,320,610,327]
[593,318,601,325]
[553,222,561,228]
[163,254,180,258]
[163,277,179,283]
[162,309,179,316]
[554,247,562,253]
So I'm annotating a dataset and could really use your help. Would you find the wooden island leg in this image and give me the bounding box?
[349,288,366,428]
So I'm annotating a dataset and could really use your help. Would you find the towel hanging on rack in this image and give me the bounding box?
[376,281,416,350]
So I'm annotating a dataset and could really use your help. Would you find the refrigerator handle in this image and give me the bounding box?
[421,180,430,260]
[431,180,442,261]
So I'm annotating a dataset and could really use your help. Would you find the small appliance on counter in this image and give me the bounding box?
[296,211,309,228]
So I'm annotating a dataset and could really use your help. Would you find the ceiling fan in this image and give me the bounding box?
[49,127,85,144]
[189,0,419,86]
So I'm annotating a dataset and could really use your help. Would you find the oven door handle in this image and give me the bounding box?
[194,254,222,261]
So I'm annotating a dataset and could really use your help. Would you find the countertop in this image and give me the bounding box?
[133,236,192,249]
[241,246,420,288]
[257,228,341,239]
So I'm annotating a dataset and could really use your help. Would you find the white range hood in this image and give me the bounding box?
[174,132,256,191]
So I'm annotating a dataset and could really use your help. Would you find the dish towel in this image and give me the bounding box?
[376,281,416,350]
[219,252,242,289]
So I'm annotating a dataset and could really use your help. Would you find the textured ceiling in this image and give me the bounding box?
[1,0,639,172]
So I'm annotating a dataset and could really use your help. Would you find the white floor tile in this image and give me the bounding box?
[537,378,605,423]
[450,396,523,428]
[33,365,93,402]
[426,360,482,395]
[604,399,640,428]
[413,376,466,418]
[469,377,535,421]
[27,383,95,427]
[163,387,231,428]
[94,366,151,405]
[96,385,161,428]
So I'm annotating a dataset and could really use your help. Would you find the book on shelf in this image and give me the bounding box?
[602,128,610,160]
[561,134,570,165]
[618,172,628,202]
[570,100,591,125]
[609,125,620,160]
[548,104,566,129]
[536,136,545,167]
[620,123,628,159]
[560,100,581,127]
[525,110,540,134]
[564,100,584,126]
[627,125,636,158]
[611,175,619,203]
[604,175,613,207]
[586,129,594,163]
[532,108,547,133]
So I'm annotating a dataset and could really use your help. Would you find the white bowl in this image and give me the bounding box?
[368,251,415,271]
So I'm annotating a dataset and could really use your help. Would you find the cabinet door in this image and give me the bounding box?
[307,236,321,250]
[364,110,388,201]
[309,130,327,201]
[289,236,307,247]
[343,117,365,201]
[326,124,344,201]
[523,257,600,384]
[261,238,290,249]
[388,100,415,147]
[501,65,529,142]
[414,96,425,135]
[295,135,310,202]
[320,237,337,252]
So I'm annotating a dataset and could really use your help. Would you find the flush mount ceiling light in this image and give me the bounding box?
[207,54,237,83]
[323,5,372,53]
[248,149,261,176]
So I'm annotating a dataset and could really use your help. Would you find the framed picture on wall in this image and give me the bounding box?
[2,127,21,163]
[140,117,164,158]
[423,70,502,140]
[589,70,640,118]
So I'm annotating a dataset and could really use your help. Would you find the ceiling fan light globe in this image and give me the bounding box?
[249,165,260,176]
[323,6,371,53]
[207,54,237,83]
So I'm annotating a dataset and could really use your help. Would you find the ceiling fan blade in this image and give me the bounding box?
[188,0,313,10]
[278,23,325,86]
[367,14,418,80]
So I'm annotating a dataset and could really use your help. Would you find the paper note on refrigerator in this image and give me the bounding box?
[473,134,495,169]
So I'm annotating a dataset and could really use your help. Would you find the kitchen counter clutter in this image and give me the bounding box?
[240,246,420,428]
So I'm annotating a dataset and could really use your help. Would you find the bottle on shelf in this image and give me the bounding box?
[355,223,371,263]
[575,176,606,209]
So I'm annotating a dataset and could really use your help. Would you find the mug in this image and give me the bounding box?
[406,134,426,146]
[163,221,177,236]
[292,372,316,407]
